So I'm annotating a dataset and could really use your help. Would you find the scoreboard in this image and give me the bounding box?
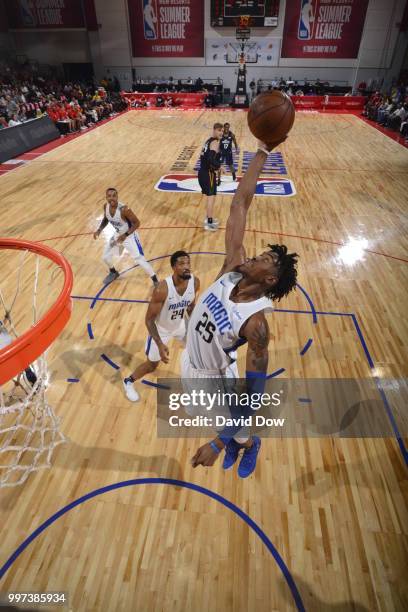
[211,0,279,27]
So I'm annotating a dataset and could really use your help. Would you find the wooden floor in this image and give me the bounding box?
[1,109,407,611]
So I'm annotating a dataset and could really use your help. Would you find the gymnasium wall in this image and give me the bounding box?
[11,30,91,66]
[5,0,408,91]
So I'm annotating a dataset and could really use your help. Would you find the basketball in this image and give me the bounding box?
[247,91,295,145]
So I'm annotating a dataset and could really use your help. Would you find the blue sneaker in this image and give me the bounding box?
[237,437,261,478]
[222,439,241,470]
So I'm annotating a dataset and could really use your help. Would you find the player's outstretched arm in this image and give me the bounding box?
[145,281,170,363]
[93,206,109,239]
[221,136,286,273]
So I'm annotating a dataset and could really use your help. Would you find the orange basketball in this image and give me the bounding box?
[247,91,295,145]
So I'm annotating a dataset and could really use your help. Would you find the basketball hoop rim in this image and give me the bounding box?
[0,238,73,385]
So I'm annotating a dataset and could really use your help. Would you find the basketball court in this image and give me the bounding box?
[0,107,407,610]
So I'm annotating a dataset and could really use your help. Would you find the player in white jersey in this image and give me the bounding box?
[183,136,299,478]
[93,187,159,286]
[123,251,200,402]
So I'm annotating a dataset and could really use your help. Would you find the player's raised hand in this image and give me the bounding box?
[258,136,287,152]
[191,442,220,468]
[93,230,100,240]
[158,343,170,364]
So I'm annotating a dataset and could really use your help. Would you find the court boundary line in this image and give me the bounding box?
[0,478,306,612]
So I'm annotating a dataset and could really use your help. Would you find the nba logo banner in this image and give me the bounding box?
[143,0,158,40]
[282,0,369,58]
[298,0,315,40]
[155,175,296,197]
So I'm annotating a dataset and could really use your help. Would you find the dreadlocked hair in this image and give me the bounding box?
[265,244,299,302]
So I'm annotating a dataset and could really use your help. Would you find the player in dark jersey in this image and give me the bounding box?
[217,122,239,185]
[198,122,223,231]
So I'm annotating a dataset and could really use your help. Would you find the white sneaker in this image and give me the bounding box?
[204,222,217,232]
[123,378,140,402]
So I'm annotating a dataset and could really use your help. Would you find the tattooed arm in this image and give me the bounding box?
[242,312,270,374]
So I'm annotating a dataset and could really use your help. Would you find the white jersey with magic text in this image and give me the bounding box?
[185,271,273,371]
[156,274,195,335]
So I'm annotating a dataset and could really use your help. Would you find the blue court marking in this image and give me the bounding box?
[74,294,149,305]
[100,353,120,370]
[67,378,80,383]
[350,314,374,368]
[73,296,349,319]
[76,299,345,319]
[0,478,305,612]
[373,378,408,466]
[296,284,317,324]
[267,368,286,379]
[298,398,312,404]
[141,379,171,390]
[351,314,408,466]
[300,338,313,356]
[274,308,352,317]
[87,322,94,340]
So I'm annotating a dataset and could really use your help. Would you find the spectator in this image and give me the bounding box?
[204,92,215,108]
[378,99,396,125]
[362,91,382,118]
[385,103,407,130]
[8,113,21,127]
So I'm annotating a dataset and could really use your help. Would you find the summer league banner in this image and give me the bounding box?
[128,0,204,58]
[5,0,85,29]
[206,37,280,67]
[281,0,369,59]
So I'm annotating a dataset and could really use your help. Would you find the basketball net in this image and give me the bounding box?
[0,250,66,487]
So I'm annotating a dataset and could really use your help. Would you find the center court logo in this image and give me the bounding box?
[154,175,296,197]
[143,0,158,40]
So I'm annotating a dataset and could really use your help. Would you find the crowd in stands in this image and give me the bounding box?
[130,93,175,108]
[362,83,408,142]
[0,70,127,135]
